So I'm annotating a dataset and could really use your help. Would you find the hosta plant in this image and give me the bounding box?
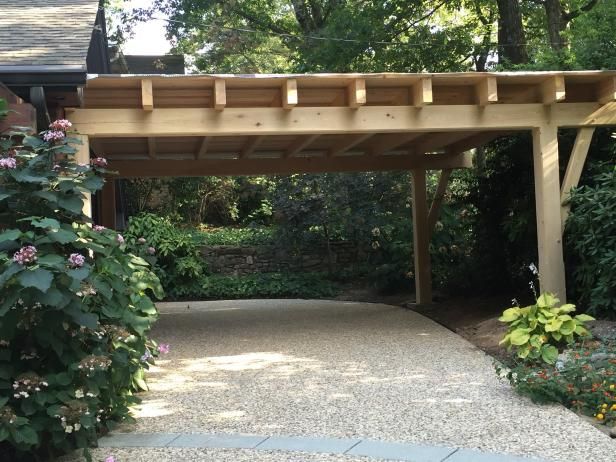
[499,293,594,364]
[0,121,164,461]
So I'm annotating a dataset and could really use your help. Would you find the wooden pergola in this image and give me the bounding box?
[65,71,616,304]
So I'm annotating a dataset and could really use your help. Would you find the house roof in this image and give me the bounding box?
[0,0,99,69]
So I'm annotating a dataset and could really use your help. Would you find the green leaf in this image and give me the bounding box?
[574,314,595,322]
[0,229,21,243]
[23,135,44,148]
[57,195,84,215]
[499,307,520,323]
[559,320,576,336]
[31,218,60,230]
[37,254,65,268]
[537,293,558,308]
[558,303,576,313]
[17,268,53,292]
[517,344,531,359]
[541,345,559,364]
[0,426,8,442]
[48,229,78,244]
[545,318,563,332]
[13,426,39,446]
[71,311,98,329]
[509,329,531,346]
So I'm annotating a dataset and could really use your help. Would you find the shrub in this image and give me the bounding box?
[196,226,274,246]
[497,338,616,425]
[0,124,163,460]
[566,165,616,317]
[499,293,593,364]
[125,213,206,299]
[171,272,339,300]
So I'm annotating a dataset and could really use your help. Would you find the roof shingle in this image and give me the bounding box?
[0,0,99,68]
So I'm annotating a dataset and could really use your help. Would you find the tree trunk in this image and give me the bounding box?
[496,0,529,65]
[543,0,566,51]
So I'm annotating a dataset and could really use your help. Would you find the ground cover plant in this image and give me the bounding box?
[0,121,164,460]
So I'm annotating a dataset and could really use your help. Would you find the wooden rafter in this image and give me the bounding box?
[475,77,498,106]
[282,79,298,110]
[368,133,426,156]
[328,133,373,157]
[147,137,156,159]
[348,79,366,108]
[413,132,477,155]
[412,78,433,106]
[239,136,263,159]
[141,79,153,111]
[196,137,211,160]
[444,131,512,155]
[284,134,319,158]
[541,75,566,105]
[597,77,616,104]
[214,79,226,110]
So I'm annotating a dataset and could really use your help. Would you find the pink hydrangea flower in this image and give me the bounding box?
[147,247,156,255]
[116,234,124,244]
[104,456,116,462]
[13,246,37,265]
[0,157,17,169]
[91,157,108,168]
[49,119,72,131]
[137,237,146,244]
[68,253,85,268]
[93,225,106,232]
[157,343,170,354]
[43,130,65,142]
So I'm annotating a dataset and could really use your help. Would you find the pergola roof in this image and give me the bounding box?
[68,71,616,177]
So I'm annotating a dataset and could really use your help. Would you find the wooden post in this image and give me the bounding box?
[100,179,116,229]
[411,169,432,304]
[532,125,566,300]
[75,134,92,218]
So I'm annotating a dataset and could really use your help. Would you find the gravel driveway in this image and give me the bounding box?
[94,300,615,462]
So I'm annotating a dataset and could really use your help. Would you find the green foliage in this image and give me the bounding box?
[499,294,593,364]
[566,165,616,317]
[125,213,206,299]
[196,226,274,246]
[497,338,616,425]
[0,126,163,460]
[170,272,339,300]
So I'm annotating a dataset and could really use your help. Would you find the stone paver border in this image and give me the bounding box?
[98,432,548,462]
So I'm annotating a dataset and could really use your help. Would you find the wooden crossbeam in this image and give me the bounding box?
[282,79,298,110]
[328,133,373,157]
[66,103,613,137]
[348,79,366,108]
[110,152,472,177]
[284,134,319,158]
[560,127,595,231]
[214,79,226,111]
[239,136,264,159]
[147,137,157,159]
[475,77,498,106]
[141,79,153,111]
[444,131,512,155]
[196,136,211,159]
[413,132,475,154]
[541,76,566,105]
[597,77,616,104]
[428,169,452,235]
[412,78,433,107]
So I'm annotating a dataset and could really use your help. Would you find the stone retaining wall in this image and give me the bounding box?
[201,242,363,275]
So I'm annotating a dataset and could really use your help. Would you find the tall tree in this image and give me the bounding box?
[496,0,529,64]
[536,0,599,52]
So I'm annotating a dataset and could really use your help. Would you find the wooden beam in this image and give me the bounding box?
[1,102,36,133]
[196,136,211,159]
[541,76,566,105]
[475,77,498,106]
[110,152,472,177]
[428,169,452,235]
[282,79,298,110]
[147,137,157,159]
[100,179,116,229]
[214,79,226,111]
[411,168,432,304]
[66,103,612,137]
[239,135,264,159]
[560,127,595,231]
[368,133,426,156]
[284,134,319,158]
[348,78,366,108]
[597,77,616,104]
[141,79,153,111]
[413,132,476,154]
[75,134,92,218]
[412,78,433,107]
[532,125,566,300]
[328,133,373,157]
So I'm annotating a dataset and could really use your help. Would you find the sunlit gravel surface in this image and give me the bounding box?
[109,300,615,462]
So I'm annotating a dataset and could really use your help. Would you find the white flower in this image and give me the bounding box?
[65,425,73,433]
[75,389,84,399]
[74,423,81,431]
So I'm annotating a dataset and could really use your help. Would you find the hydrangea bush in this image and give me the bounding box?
[0,121,164,460]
